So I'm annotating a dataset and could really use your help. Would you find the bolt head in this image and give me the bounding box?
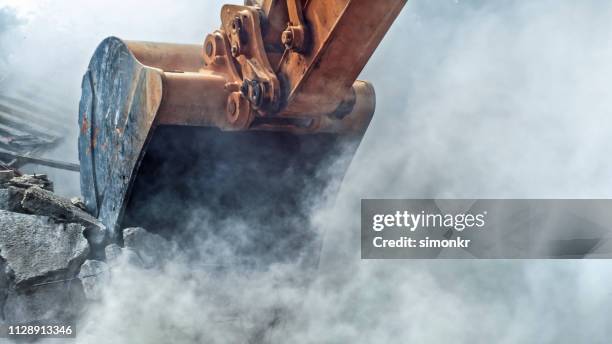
[232,16,242,33]
[240,80,249,97]
[281,30,294,47]
[205,41,213,57]
[250,80,262,106]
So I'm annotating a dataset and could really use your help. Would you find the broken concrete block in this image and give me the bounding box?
[105,243,122,262]
[0,257,8,289]
[122,249,144,267]
[9,187,26,212]
[78,260,110,301]
[4,282,85,324]
[104,244,121,263]
[105,243,143,267]
[8,174,53,191]
[123,227,175,268]
[0,188,7,209]
[21,186,97,224]
[119,248,144,267]
[0,257,10,319]
[0,186,26,212]
[71,197,87,211]
[21,186,107,244]
[0,170,15,184]
[0,210,90,288]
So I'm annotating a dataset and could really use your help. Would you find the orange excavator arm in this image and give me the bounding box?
[145,0,406,131]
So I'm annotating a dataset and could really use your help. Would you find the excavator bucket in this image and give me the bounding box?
[78,0,406,266]
[78,38,371,265]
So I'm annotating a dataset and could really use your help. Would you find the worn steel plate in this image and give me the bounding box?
[78,37,163,236]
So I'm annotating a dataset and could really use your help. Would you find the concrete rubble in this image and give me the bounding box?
[0,186,26,212]
[4,282,86,324]
[21,186,107,244]
[0,209,89,324]
[0,170,15,184]
[0,169,173,325]
[0,211,89,288]
[7,173,53,191]
[123,227,176,268]
[78,260,110,301]
[0,188,9,210]
[105,243,144,267]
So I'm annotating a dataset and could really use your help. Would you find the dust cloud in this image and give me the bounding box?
[2,0,612,343]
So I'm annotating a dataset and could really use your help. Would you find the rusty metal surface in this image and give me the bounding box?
[278,0,407,116]
[220,4,282,114]
[156,71,230,128]
[196,0,403,129]
[125,41,205,73]
[79,37,163,234]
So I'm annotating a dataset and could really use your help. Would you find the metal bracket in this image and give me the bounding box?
[200,0,404,130]
[281,0,308,52]
[220,5,281,116]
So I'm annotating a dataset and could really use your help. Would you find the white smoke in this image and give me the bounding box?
[0,7,20,82]
[3,0,612,343]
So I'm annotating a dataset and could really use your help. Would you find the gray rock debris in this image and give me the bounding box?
[71,197,87,211]
[0,210,90,288]
[78,260,110,301]
[123,227,176,268]
[104,243,122,262]
[4,282,85,324]
[104,243,122,261]
[21,186,107,244]
[0,172,100,325]
[105,243,144,267]
[0,188,8,209]
[0,257,8,291]
[0,170,15,184]
[0,257,9,319]
[0,186,26,212]
[7,174,53,191]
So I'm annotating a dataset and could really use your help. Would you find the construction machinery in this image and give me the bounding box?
[79,0,406,264]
